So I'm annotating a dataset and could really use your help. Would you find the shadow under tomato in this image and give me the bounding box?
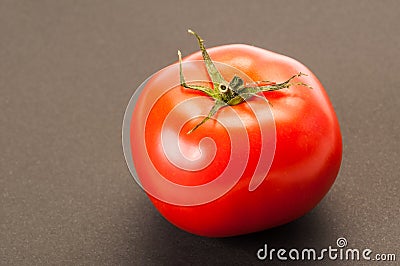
[123,197,334,265]
[220,208,330,246]
[214,207,333,264]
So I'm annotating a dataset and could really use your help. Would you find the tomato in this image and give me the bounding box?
[125,31,342,237]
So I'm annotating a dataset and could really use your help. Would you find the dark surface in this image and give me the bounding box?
[1,1,399,265]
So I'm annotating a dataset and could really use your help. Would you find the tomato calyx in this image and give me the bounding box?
[178,29,312,134]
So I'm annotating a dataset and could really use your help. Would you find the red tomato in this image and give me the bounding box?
[128,37,342,237]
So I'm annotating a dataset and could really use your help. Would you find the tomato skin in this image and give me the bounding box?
[130,44,342,237]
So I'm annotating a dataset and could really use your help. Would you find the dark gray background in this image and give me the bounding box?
[1,0,399,265]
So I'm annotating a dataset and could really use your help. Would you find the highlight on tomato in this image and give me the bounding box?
[122,29,342,237]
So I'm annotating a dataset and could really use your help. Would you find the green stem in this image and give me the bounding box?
[179,30,311,134]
